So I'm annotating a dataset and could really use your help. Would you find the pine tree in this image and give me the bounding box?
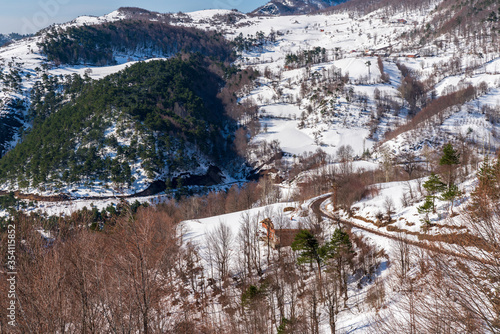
[440,184,460,215]
[320,228,352,260]
[292,230,322,282]
[439,143,460,187]
[417,197,434,224]
[420,173,445,214]
[470,156,500,216]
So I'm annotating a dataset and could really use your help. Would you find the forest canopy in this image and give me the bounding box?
[0,56,236,189]
[38,20,235,65]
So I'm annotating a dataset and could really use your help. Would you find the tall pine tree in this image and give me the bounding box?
[440,143,460,188]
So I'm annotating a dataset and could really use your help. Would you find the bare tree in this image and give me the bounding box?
[337,144,354,175]
[400,150,418,179]
[434,206,500,332]
[323,262,341,334]
[237,212,261,280]
[205,221,234,284]
[12,206,182,334]
[383,196,395,221]
[380,147,394,183]
[394,233,411,282]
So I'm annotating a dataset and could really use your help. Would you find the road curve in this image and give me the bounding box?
[310,194,495,264]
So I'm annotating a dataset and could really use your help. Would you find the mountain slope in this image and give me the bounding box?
[1,2,500,196]
[0,17,235,164]
[38,20,234,66]
[251,0,349,15]
[0,56,237,195]
[0,33,28,47]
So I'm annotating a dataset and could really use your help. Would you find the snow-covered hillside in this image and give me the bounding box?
[1,3,499,333]
[252,0,349,16]
[1,2,500,195]
[172,160,498,332]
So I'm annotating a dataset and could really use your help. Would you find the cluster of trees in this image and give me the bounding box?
[377,56,390,83]
[211,11,247,25]
[0,33,29,47]
[233,30,278,52]
[38,20,235,66]
[0,61,27,156]
[0,105,24,157]
[0,190,387,333]
[172,179,284,219]
[419,0,500,52]
[0,207,183,333]
[375,153,500,333]
[217,67,260,123]
[418,143,461,222]
[0,55,238,189]
[327,0,435,16]
[0,67,23,92]
[285,47,328,69]
[385,84,477,142]
[0,192,17,210]
[28,72,88,123]
[396,63,427,116]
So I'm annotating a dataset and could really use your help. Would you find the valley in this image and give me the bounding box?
[0,1,499,332]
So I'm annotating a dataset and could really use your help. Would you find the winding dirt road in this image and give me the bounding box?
[310,194,495,264]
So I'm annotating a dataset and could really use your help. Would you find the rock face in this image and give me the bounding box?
[251,0,349,16]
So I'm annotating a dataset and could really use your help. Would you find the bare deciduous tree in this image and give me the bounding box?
[237,212,262,281]
[400,150,418,179]
[394,232,411,282]
[383,196,395,221]
[337,144,354,175]
[205,221,234,285]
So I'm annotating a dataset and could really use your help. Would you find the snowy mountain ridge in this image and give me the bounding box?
[252,0,349,16]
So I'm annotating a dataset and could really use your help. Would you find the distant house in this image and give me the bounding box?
[406,53,420,58]
[275,229,302,247]
[260,218,301,248]
[320,29,325,32]
[397,19,407,24]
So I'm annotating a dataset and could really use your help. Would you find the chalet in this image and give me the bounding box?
[397,19,407,24]
[320,29,325,32]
